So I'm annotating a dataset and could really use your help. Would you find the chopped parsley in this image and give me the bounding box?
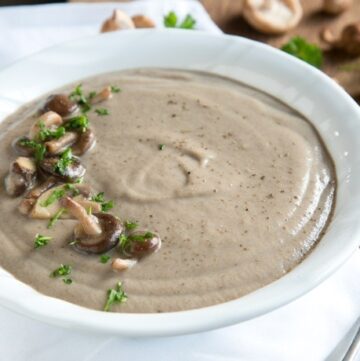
[37,121,65,142]
[51,264,71,278]
[164,11,196,29]
[19,138,46,163]
[63,278,73,285]
[95,108,109,116]
[124,221,138,231]
[100,255,111,264]
[41,184,80,207]
[104,282,127,312]
[64,114,89,133]
[91,192,114,212]
[47,207,66,229]
[54,148,73,175]
[111,85,121,93]
[69,84,91,112]
[128,232,154,242]
[281,36,323,68]
[34,234,52,249]
[158,144,165,150]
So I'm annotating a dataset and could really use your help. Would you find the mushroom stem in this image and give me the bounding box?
[29,111,63,140]
[62,196,102,236]
[45,132,78,155]
[90,87,112,104]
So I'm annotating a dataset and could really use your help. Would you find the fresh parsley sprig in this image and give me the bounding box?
[19,138,46,163]
[54,148,73,176]
[104,282,127,312]
[47,207,66,229]
[51,264,71,278]
[91,192,114,212]
[64,114,89,133]
[281,36,323,68]
[34,234,52,249]
[164,11,196,30]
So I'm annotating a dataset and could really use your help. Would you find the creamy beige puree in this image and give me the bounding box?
[0,69,335,313]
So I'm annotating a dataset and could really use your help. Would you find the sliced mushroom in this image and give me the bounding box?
[322,23,360,56]
[112,258,137,272]
[29,184,100,219]
[63,197,122,254]
[71,128,96,156]
[132,15,156,28]
[243,0,303,34]
[29,111,63,140]
[100,9,135,33]
[39,155,85,183]
[18,177,58,215]
[323,0,352,14]
[119,231,161,259]
[45,132,78,155]
[43,94,78,117]
[12,137,34,157]
[4,157,37,197]
[90,87,112,105]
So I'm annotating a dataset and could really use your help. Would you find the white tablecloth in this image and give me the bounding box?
[0,2,360,360]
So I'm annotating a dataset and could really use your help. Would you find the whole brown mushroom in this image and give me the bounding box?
[62,197,123,254]
[43,94,78,117]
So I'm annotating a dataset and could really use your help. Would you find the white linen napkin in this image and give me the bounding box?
[0,2,359,360]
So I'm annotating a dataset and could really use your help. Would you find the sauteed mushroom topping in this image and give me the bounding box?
[43,94,78,117]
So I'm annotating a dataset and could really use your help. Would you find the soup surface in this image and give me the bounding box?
[0,69,336,312]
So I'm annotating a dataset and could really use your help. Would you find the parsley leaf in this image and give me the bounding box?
[51,264,71,278]
[111,85,121,93]
[19,138,46,163]
[34,234,52,249]
[37,121,65,142]
[54,148,73,175]
[41,188,65,207]
[164,11,196,30]
[69,84,91,112]
[124,221,138,231]
[91,192,114,212]
[95,108,110,116]
[164,11,178,28]
[47,207,66,229]
[63,278,73,285]
[128,232,154,242]
[158,144,165,150]
[281,36,323,68]
[104,282,127,312]
[64,114,89,133]
[100,255,111,264]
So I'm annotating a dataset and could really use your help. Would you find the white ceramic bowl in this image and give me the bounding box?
[0,30,360,337]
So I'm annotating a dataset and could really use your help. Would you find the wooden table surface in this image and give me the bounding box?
[71,0,360,100]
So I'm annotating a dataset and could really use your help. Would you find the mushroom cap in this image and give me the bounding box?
[243,0,303,34]
[72,213,123,254]
[39,155,86,183]
[71,128,96,156]
[43,94,78,117]
[119,231,161,259]
[100,9,135,33]
[12,137,35,157]
[323,0,352,14]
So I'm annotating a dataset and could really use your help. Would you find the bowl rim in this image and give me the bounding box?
[0,29,360,337]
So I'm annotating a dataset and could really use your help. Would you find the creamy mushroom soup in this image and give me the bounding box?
[0,69,335,313]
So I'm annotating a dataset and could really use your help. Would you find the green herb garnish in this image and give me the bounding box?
[47,207,66,229]
[100,255,111,264]
[95,108,110,116]
[51,264,71,278]
[91,192,114,212]
[19,138,46,163]
[69,84,91,112]
[41,188,65,207]
[164,11,196,30]
[124,221,138,231]
[128,232,154,242]
[37,121,65,142]
[63,278,73,285]
[281,36,323,68]
[118,234,128,251]
[64,114,89,133]
[158,144,165,150]
[54,148,73,175]
[111,85,121,93]
[104,282,127,312]
[34,234,52,249]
